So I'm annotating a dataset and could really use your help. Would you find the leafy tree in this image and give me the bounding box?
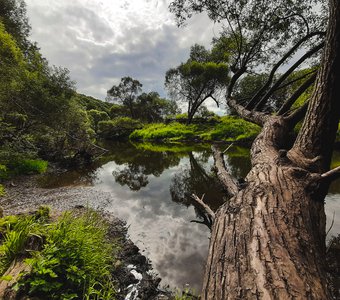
[169,0,340,298]
[0,0,31,50]
[165,44,229,123]
[135,91,179,123]
[106,76,142,118]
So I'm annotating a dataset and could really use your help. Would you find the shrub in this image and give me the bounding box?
[130,122,197,141]
[87,109,110,132]
[9,159,48,175]
[98,117,143,140]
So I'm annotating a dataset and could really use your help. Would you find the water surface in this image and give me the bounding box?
[39,141,340,291]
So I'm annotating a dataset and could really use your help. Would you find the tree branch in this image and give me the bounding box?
[246,32,324,110]
[254,42,324,111]
[211,145,239,197]
[285,100,309,126]
[191,194,215,228]
[278,73,317,115]
[321,166,340,181]
[228,98,269,126]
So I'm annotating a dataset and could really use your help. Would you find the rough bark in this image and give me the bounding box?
[202,118,329,299]
[202,1,340,298]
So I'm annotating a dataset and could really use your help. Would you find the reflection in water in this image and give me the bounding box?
[38,141,340,291]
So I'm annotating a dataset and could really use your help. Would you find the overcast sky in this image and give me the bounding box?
[25,0,221,106]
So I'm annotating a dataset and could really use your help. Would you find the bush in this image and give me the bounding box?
[130,122,196,141]
[98,117,143,140]
[8,159,48,175]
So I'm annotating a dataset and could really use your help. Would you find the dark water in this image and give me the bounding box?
[39,141,340,292]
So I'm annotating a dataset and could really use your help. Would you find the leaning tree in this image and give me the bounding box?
[170,0,339,298]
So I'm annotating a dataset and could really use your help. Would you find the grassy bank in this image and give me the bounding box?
[0,208,118,299]
[129,116,260,144]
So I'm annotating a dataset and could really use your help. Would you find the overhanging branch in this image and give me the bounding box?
[228,98,269,126]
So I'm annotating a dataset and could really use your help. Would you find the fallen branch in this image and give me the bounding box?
[212,145,239,197]
[191,194,215,229]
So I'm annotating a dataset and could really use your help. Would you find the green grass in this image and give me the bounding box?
[130,117,260,143]
[0,208,118,299]
[130,122,197,142]
[199,116,260,142]
[0,157,48,177]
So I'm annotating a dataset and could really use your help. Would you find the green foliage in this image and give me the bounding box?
[0,184,5,196]
[109,103,128,119]
[74,93,111,113]
[0,0,31,50]
[0,215,38,274]
[130,117,260,143]
[106,76,142,118]
[0,210,117,299]
[165,44,229,123]
[0,16,96,164]
[9,159,48,174]
[98,117,143,140]
[130,122,196,142]
[87,109,110,132]
[200,116,260,142]
[0,164,8,179]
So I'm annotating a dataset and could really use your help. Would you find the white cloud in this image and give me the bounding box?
[25,0,221,103]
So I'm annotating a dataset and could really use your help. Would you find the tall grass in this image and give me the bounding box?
[0,209,118,299]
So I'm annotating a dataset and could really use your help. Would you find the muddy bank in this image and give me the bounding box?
[0,175,174,300]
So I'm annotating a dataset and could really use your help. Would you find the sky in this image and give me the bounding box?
[25,0,222,111]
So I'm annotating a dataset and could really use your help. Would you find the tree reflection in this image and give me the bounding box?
[108,141,181,191]
[170,152,225,213]
[114,166,149,191]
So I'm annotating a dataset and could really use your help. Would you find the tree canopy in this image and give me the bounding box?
[165,44,229,123]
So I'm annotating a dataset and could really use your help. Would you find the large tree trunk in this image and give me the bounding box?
[202,1,340,298]
[202,118,329,299]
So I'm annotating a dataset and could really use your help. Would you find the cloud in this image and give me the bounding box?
[25,0,220,101]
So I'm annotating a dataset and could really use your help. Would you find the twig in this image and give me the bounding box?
[223,143,234,153]
[326,211,335,237]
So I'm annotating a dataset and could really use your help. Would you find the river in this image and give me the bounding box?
[37,141,340,293]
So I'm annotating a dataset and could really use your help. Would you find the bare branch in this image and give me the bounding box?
[246,32,324,109]
[321,166,340,181]
[254,42,324,111]
[228,98,269,126]
[211,145,239,197]
[191,194,215,228]
[285,101,309,126]
[278,73,317,115]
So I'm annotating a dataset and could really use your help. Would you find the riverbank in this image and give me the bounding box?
[0,175,177,300]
